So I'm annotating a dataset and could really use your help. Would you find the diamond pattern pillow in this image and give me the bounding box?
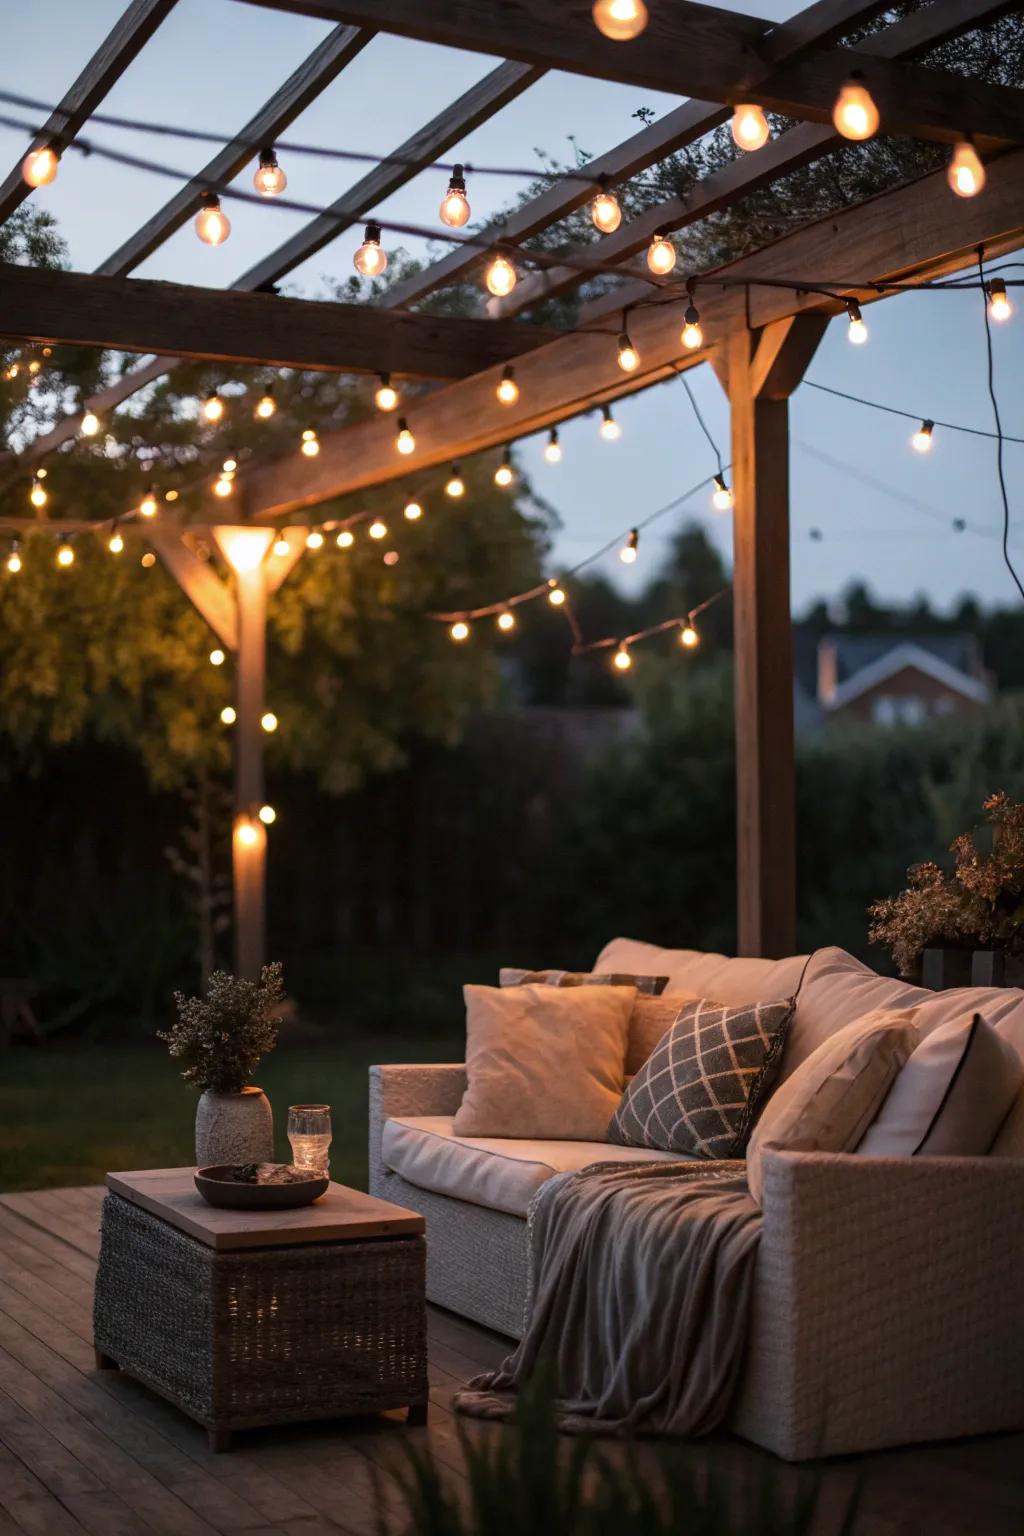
[607,996,795,1160]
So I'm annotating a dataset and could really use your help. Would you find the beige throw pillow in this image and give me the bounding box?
[858,1012,1024,1157]
[454,983,635,1141]
[746,1007,919,1205]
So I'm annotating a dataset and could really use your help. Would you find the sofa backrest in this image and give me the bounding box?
[593,937,810,1007]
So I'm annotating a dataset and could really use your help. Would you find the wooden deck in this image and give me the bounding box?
[0,1187,1023,1535]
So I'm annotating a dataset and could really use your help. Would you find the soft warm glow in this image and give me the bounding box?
[22,146,59,187]
[497,609,516,632]
[832,79,879,141]
[494,458,514,488]
[141,552,156,569]
[108,531,124,554]
[5,363,18,380]
[613,645,632,671]
[195,197,231,246]
[354,221,387,277]
[56,539,74,568]
[27,358,41,375]
[337,529,355,547]
[235,817,260,848]
[403,500,423,521]
[485,254,517,298]
[213,475,234,498]
[396,418,415,455]
[911,420,935,453]
[165,489,179,502]
[222,528,273,571]
[139,487,158,517]
[497,365,519,405]
[261,711,278,733]
[600,406,621,441]
[375,374,399,412]
[259,804,277,825]
[680,624,699,648]
[221,705,236,725]
[440,166,470,228]
[203,392,224,423]
[369,519,387,539]
[592,0,648,40]
[80,410,100,437]
[29,480,47,509]
[222,456,238,474]
[301,429,320,457]
[445,467,465,498]
[548,584,566,607]
[591,190,622,234]
[383,550,399,567]
[646,233,676,276]
[255,389,276,419]
[712,475,734,512]
[6,546,21,574]
[948,141,985,199]
[988,279,1013,323]
[681,303,703,350]
[254,149,286,196]
[544,429,562,464]
[450,620,470,642]
[305,529,324,550]
[210,648,225,666]
[273,535,291,557]
[620,529,638,563]
[846,302,868,344]
[731,104,770,152]
[617,332,639,372]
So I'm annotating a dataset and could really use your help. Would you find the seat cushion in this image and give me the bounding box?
[593,937,810,1006]
[382,1115,695,1218]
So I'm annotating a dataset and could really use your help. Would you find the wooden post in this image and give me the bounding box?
[725,316,828,956]
[233,563,267,981]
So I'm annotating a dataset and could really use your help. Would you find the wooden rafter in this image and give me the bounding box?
[241,0,1024,147]
[0,262,563,377]
[236,145,1024,518]
[0,0,178,225]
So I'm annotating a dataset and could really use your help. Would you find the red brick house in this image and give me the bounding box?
[817,634,991,726]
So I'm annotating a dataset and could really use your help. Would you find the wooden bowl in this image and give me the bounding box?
[194,1166,329,1210]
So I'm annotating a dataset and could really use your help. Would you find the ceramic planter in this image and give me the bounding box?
[195,1086,274,1166]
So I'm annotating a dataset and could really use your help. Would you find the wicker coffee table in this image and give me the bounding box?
[93,1167,428,1451]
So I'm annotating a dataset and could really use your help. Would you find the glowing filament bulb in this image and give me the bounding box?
[301,428,320,458]
[221,706,236,725]
[485,254,517,298]
[213,476,233,498]
[497,609,516,632]
[108,530,124,554]
[600,405,621,441]
[305,529,324,550]
[210,648,225,666]
[56,538,74,568]
[203,391,224,423]
[548,582,566,607]
[22,145,59,187]
[236,818,259,848]
[396,418,415,455]
[337,528,355,547]
[620,528,638,564]
[440,164,470,227]
[354,220,387,277]
[369,519,387,540]
[403,499,423,521]
[29,477,47,508]
[681,303,703,350]
[254,147,286,196]
[988,279,1012,323]
[712,474,734,512]
[222,455,238,474]
[613,644,632,671]
[591,187,622,234]
[544,428,562,464]
[259,804,276,825]
[81,410,100,437]
[497,364,519,405]
[680,623,699,648]
[494,450,514,488]
[846,300,868,344]
[375,373,399,412]
[617,332,639,372]
[255,388,276,420]
[592,0,648,41]
[646,233,676,276]
[445,465,465,498]
[141,551,156,568]
[911,419,935,453]
[139,486,158,516]
[27,358,41,376]
[6,543,21,573]
[450,620,470,642]
[261,711,278,733]
[273,536,291,556]
[833,78,879,141]
[731,104,770,152]
[195,194,231,246]
[948,141,985,199]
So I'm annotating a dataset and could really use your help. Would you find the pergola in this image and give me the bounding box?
[1,0,1021,978]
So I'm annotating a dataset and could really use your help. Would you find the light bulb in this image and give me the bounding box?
[384,550,400,566]
[369,519,387,540]
[911,419,935,453]
[731,104,770,152]
[712,475,734,512]
[497,364,519,405]
[375,373,399,412]
[221,705,236,725]
[165,489,178,502]
[4,363,18,379]
[104,529,123,555]
[236,818,259,848]
[832,78,879,141]
[680,623,699,649]
[141,551,156,568]
[592,0,648,40]
[600,405,621,441]
[494,450,514,488]
[544,428,562,464]
[354,220,387,277]
[681,303,703,350]
[497,609,516,632]
[646,233,676,276]
[548,583,566,607]
[445,466,465,498]
[203,391,224,423]
[27,358,41,375]
[336,529,355,547]
[22,145,59,187]
[591,188,622,234]
[948,141,985,199]
[988,279,1012,323]
[301,431,320,457]
[403,499,423,521]
[261,711,278,733]
[450,620,470,642]
[617,332,639,372]
[195,195,231,246]
[846,300,868,344]
[254,147,286,196]
[273,536,291,556]
[259,804,277,825]
[222,455,238,474]
[139,486,158,517]
[440,164,470,227]
[80,410,100,437]
[6,544,21,573]
[396,418,415,455]
[485,254,517,298]
[209,649,226,669]
[620,529,638,563]
[255,388,276,419]
[56,539,74,568]
[613,645,632,671]
[305,529,324,550]
[214,475,233,498]
[29,479,47,508]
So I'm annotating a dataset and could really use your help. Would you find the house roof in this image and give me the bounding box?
[824,642,992,712]
[822,632,984,685]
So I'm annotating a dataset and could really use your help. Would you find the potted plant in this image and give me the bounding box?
[159,962,286,1165]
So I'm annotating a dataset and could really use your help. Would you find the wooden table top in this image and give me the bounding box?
[105,1167,425,1251]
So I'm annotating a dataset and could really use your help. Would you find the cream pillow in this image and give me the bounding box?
[991,1084,1024,1156]
[746,1007,919,1205]
[454,983,635,1141]
[858,1012,1024,1157]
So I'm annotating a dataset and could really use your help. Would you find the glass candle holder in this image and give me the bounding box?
[288,1104,332,1175]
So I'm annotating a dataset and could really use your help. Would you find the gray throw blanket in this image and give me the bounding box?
[455,1159,761,1436]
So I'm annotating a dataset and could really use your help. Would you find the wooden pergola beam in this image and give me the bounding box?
[241,0,1024,147]
[0,263,563,378]
[0,0,178,226]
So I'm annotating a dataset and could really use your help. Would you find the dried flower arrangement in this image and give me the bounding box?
[158,962,286,1093]
[869,793,1024,977]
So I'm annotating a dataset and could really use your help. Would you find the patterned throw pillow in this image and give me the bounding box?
[499,967,668,995]
[607,996,796,1160]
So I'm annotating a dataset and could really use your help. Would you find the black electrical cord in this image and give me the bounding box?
[978,251,1024,605]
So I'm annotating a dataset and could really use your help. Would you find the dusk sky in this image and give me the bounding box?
[3,0,1022,616]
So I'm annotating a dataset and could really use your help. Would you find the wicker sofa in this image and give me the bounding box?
[369,939,1024,1460]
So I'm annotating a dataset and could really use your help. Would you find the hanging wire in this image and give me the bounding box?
[803,380,1024,446]
[978,251,1024,604]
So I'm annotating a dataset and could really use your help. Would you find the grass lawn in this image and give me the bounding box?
[0,1028,464,1192]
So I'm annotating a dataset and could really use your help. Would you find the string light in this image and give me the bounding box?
[620,528,638,563]
[445,464,465,498]
[108,529,124,554]
[208,648,225,666]
[712,473,734,511]
[485,253,517,298]
[368,518,387,539]
[195,192,231,245]
[354,220,387,276]
[261,711,278,733]
[203,390,224,423]
[600,404,621,441]
[141,551,156,569]
[617,331,639,372]
[731,104,770,151]
[213,472,233,498]
[846,299,868,344]
[450,620,470,642]
[220,705,236,725]
[336,528,355,547]
[56,536,75,569]
[403,499,423,521]
[22,145,59,187]
[165,489,179,502]
[375,373,399,412]
[80,409,100,437]
[613,643,632,671]
[236,817,259,848]
[305,528,324,550]
[396,418,415,455]
[646,232,676,276]
[255,387,276,419]
[832,76,879,141]
[258,804,277,825]
[6,541,22,574]
[548,581,566,606]
[439,164,470,227]
[591,183,622,234]
[544,428,562,464]
[139,485,158,517]
[29,474,47,509]
[680,623,699,648]
[497,608,516,632]
[494,449,514,487]
[497,364,519,405]
[273,535,291,556]
[4,362,18,380]
[222,455,238,474]
[988,279,1012,323]
[301,427,320,457]
[27,357,41,376]
[253,146,286,196]
[383,549,399,566]
[911,419,935,453]
[681,300,703,350]
[948,140,985,199]
[592,0,648,40]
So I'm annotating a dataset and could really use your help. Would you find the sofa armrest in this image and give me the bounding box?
[368,1063,467,1197]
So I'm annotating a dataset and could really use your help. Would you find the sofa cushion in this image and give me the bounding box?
[858,1012,1024,1157]
[746,1007,920,1205]
[500,970,679,1074]
[382,1115,696,1218]
[593,937,809,1006]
